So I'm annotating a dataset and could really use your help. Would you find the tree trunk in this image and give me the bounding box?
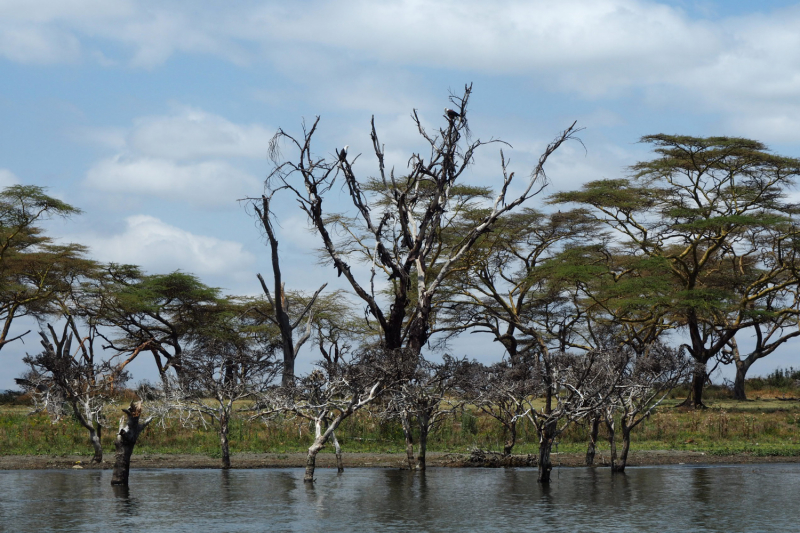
[585,415,600,466]
[219,413,231,469]
[503,419,517,457]
[417,414,429,472]
[733,359,753,401]
[537,421,555,484]
[111,401,152,486]
[304,441,323,483]
[613,425,631,474]
[690,369,706,409]
[89,426,103,464]
[605,417,617,472]
[331,430,343,473]
[401,410,415,470]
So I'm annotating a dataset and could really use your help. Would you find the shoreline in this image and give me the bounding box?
[3,450,800,471]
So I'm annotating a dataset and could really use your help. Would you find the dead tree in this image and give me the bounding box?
[462,360,533,457]
[252,192,328,387]
[160,309,280,469]
[265,84,579,357]
[387,355,467,471]
[523,349,617,483]
[603,343,689,473]
[276,348,393,482]
[16,318,141,463]
[111,400,153,486]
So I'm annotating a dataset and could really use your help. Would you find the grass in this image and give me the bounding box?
[2,387,800,460]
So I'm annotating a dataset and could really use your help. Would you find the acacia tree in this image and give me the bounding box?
[273,347,393,482]
[0,185,88,352]
[552,136,800,408]
[265,84,578,357]
[387,354,467,471]
[461,359,535,458]
[519,349,617,483]
[91,266,225,386]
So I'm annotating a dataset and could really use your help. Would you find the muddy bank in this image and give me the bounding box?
[2,450,800,471]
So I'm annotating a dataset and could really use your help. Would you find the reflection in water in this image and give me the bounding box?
[1,464,799,532]
[112,484,140,518]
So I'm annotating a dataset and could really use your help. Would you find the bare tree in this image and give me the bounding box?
[273,348,394,482]
[522,349,617,483]
[161,303,280,468]
[387,354,468,471]
[461,360,533,457]
[252,192,328,386]
[16,317,142,463]
[602,343,690,473]
[265,84,578,357]
[111,400,153,486]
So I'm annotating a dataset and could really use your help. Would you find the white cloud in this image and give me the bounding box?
[77,214,256,277]
[128,107,273,160]
[85,155,260,207]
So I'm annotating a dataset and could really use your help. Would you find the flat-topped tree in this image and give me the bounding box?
[0,185,88,352]
[90,266,226,386]
[551,135,800,408]
[265,84,578,357]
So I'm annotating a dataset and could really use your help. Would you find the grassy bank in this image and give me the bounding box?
[2,390,799,460]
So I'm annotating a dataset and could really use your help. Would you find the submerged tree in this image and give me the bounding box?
[387,354,468,471]
[111,400,153,486]
[16,318,135,463]
[602,343,689,473]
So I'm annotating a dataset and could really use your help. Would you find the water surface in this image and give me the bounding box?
[1,464,798,532]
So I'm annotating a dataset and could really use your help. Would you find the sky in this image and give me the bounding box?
[2,0,800,390]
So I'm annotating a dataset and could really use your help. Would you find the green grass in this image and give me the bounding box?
[2,392,799,459]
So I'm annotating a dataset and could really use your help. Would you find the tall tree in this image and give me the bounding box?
[552,136,800,407]
[252,192,328,386]
[265,84,578,356]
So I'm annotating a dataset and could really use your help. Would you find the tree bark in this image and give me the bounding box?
[331,430,344,473]
[417,414,429,472]
[537,421,556,483]
[585,415,600,466]
[733,358,753,401]
[613,425,631,474]
[503,419,517,457]
[219,413,231,469]
[605,417,617,472]
[111,401,152,486]
[401,410,415,470]
[89,426,103,464]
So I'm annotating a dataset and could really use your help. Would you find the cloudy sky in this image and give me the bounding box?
[2,0,800,389]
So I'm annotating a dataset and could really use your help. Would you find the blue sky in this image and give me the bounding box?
[2,0,800,389]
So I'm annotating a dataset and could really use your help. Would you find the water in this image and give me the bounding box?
[1,464,799,532]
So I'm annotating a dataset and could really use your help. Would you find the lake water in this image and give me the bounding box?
[1,464,799,532]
